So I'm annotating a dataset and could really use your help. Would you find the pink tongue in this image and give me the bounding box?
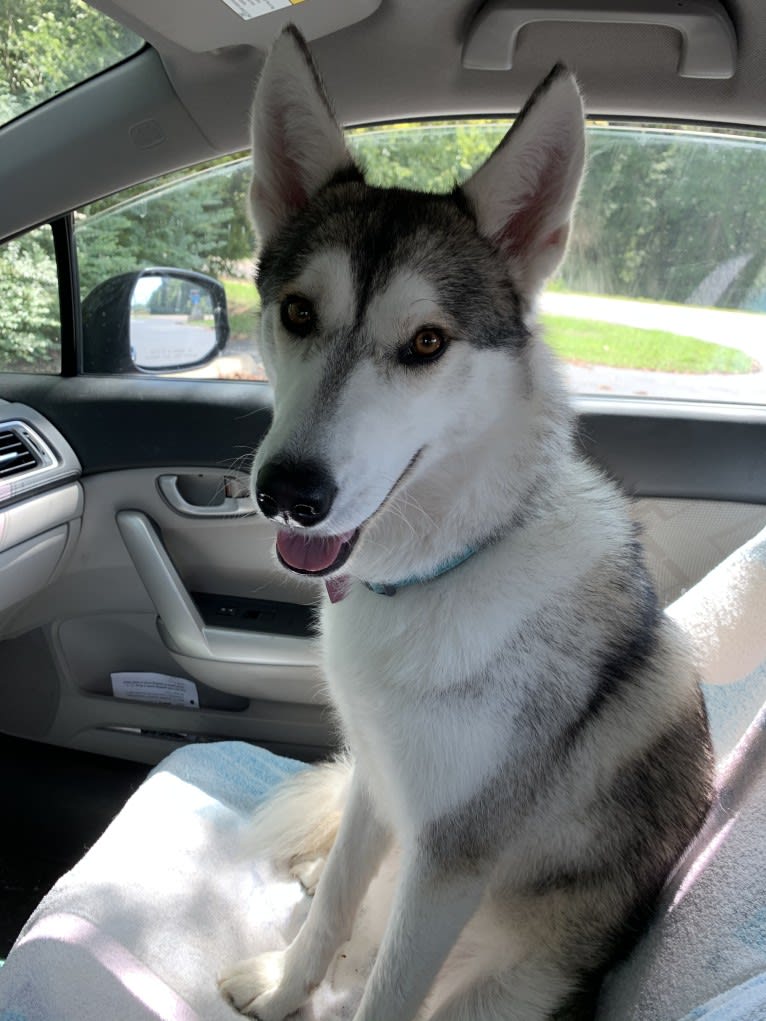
[276,530,352,573]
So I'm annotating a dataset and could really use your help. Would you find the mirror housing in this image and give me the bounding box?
[82,268,230,374]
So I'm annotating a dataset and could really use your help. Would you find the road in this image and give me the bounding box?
[131,314,217,368]
[540,293,766,402]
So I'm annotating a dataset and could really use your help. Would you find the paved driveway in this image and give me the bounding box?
[540,293,766,403]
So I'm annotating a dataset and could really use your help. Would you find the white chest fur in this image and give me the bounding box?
[322,585,509,837]
[319,486,628,841]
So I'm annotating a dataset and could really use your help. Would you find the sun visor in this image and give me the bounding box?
[91,0,381,54]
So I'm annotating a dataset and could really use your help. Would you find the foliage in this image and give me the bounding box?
[350,121,505,193]
[0,0,140,124]
[565,129,766,309]
[0,0,138,371]
[0,227,60,370]
[542,314,755,374]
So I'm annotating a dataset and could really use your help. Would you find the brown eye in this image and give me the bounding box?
[280,295,316,336]
[401,326,448,365]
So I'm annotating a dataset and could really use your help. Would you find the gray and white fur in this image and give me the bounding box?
[218,27,714,1021]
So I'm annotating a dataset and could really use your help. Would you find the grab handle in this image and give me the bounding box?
[462,0,737,78]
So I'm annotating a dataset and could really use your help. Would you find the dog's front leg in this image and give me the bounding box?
[352,852,485,1021]
[219,775,389,1020]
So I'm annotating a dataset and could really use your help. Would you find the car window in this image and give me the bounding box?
[0,224,61,374]
[75,121,766,403]
[0,1,143,128]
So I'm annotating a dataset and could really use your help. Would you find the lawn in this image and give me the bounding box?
[223,278,260,340]
[542,314,755,374]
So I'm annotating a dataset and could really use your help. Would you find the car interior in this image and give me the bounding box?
[0,1,765,1018]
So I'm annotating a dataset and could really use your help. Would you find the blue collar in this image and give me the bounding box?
[364,545,479,597]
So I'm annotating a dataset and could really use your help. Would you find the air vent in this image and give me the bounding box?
[0,427,40,479]
[0,421,59,482]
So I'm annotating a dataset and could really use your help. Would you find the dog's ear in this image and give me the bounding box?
[250,26,358,244]
[461,66,585,299]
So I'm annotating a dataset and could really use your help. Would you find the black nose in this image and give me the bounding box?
[255,460,337,526]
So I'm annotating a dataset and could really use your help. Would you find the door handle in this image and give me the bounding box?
[158,472,257,518]
[463,0,737,78]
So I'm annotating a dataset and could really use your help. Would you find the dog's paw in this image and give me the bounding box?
[289,857,325,895]
[218,951,299,1020]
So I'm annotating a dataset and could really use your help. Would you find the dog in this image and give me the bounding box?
[218,26,714,1021]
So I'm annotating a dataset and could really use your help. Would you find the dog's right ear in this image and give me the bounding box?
[250,26,358,244]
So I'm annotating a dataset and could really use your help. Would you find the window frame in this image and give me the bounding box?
[52,214,80,377]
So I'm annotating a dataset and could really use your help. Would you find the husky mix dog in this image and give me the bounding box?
[219,26,714,1021]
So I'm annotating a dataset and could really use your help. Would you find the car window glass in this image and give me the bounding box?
[0,224,61,374]
[75,122,765,404]
[0,1,143,128]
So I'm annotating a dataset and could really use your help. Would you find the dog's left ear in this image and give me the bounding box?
[461,65,585,299]
[250,26,359,244]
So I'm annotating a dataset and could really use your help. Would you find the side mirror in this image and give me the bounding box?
[82,268,230,374]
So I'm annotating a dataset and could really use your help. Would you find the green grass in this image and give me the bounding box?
[223,278,259,306]
[223,278,261,341]
[542,314,755,374]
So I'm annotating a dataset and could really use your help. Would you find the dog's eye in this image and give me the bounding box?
[280,295,316,336]
[401,327,447,365]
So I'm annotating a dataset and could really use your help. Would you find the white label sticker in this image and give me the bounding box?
[219,0,304,21]
[111,672,200,709]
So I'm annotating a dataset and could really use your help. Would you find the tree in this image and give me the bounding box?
[563,128,766,307]
[0,0,139,123]
[0,228,60,370]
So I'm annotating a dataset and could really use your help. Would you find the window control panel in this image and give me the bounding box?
[191,592,317,638]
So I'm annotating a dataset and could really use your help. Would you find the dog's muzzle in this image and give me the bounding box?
[255,459,359,577]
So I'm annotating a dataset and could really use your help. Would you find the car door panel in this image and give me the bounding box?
[0,456,329,765]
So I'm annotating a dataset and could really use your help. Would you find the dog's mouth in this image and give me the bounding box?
[272,447,424,579]
[275,528,360,577]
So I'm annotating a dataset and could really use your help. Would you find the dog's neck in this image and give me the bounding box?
[326,542,484,603]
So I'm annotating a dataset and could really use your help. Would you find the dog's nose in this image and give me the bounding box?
[255,460,337,526]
